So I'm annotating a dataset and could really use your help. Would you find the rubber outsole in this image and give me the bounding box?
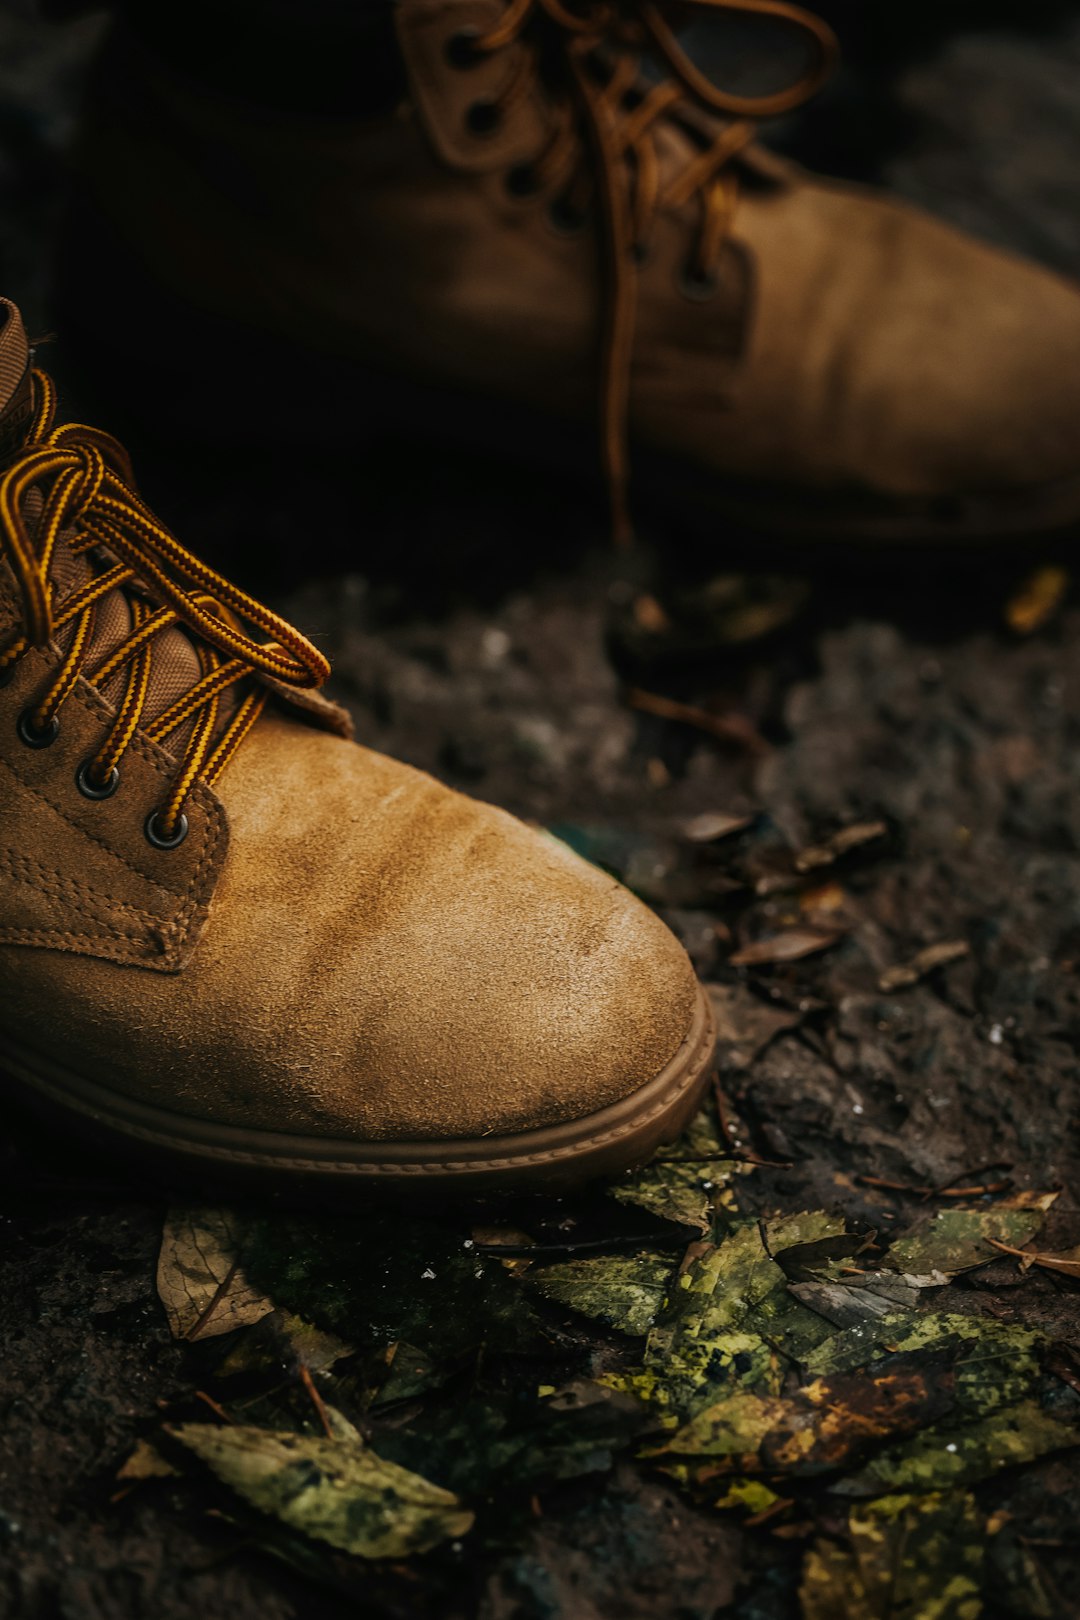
[3,982,716,1199]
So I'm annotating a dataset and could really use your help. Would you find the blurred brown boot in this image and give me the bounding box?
[61,0,1080,550]
[0,297,711,1197]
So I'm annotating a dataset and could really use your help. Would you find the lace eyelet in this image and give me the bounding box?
[547,196,586,236]
[76,760,120,801]
[17,709,60,749]
[678,263,720,302]
[505,163,540,199]
[465,99,502,137]
[145,810,189,850]
[445,27,483,69]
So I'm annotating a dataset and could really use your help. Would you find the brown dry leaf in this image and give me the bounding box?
[624,687,769,757]
[116,1439,178,1482]
[879,940,970,993]
[794,821,889,873]
[157,1208,275,1341]
[679,811,754,844]
[1005,564,1070,635]
[987,1238,1080,1280]
[729,929,843,967]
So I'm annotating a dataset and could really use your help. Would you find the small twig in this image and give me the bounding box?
[625,687,770,756]
[855,1173,1014,1200]
[194,1390,233,1425]
[476,1230,681,1260]
[299,1364,336,1441]
[744,1497,796,1528]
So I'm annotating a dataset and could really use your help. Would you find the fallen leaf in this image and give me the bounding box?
[217,1311,354,1379]
[794,821,889,874]
[729,929,843,967]
[116,1439,178,1482]
[1005,564,1070,635]
[625,687,769,756]
[526,1251,675,1337]
[157,1208,275,1341]
[885,1196,1058,1278]
[611,1108,749,1230]
[170,1424,473,1558]
[652,1353,956,1479]
[800,1490,985,1620]
[878,939,971,994]
[835,1401,1080,1496]
[679,811,754,843]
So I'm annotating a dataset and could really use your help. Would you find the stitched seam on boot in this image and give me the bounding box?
[0,754,192,901]
[0,926,163,953]
[0,847,163,928]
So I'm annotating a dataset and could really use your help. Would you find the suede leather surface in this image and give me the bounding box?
[1,710,699,1141]
[74,7,1080,513]
[0,609,227,971]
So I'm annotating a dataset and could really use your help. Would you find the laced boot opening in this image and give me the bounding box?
[456,0,837,542]
[0,355,331,845]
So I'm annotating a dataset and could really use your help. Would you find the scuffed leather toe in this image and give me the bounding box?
[3,716,700,1144]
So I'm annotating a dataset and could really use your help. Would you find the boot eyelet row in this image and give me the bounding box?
[17,708,60,749]
[76,759,121,801]
[15,703,184,840]
[145,810,189,851]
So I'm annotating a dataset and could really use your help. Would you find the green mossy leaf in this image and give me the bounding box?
[800,1491,985,1620]
[526,1250,676,1336]
[885,1196,1057,1278]
[170,1423,473,1558]
[836,1400,1080,1496]
[609,1109,749,1231]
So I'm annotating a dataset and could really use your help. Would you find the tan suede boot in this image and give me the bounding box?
[60,0,1080,551]
[0,299,712,1196]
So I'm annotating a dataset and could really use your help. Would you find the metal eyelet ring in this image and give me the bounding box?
[465,99,502,137]
[677,263,720,302]
[76,760,121,801]
[145,810,189,850]
[445,26,482,68]
[17,708,60,749]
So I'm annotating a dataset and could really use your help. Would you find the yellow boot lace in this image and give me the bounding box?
[0,369,329,847]
[462,0,837,540]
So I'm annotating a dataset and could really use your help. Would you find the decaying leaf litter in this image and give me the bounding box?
[116,804,1080,1619]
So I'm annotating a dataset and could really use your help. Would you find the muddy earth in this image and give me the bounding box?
[3,3,1080,1618]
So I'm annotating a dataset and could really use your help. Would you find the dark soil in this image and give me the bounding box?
[3,3,1080,1617]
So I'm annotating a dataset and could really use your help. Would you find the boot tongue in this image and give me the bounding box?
[0,300,34,464]
[0,298,218,740]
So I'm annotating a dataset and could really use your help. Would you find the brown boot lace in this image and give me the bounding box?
[0,369,329,847]
[461,0,837,540]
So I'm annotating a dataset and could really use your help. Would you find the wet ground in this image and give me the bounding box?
[3,3,1080,1617]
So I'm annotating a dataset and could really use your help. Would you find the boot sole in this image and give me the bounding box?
[3,982,716,1199]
